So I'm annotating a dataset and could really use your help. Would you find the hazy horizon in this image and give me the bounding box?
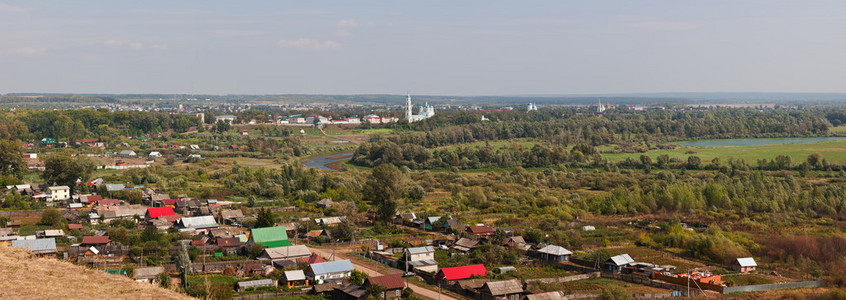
[2,1,846,96]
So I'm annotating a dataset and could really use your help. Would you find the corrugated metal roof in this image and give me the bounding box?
[536,245,573,256]
[179,215,219,229]
[406,246,435,254]
[133,266,165,279]
[251,226,289,244]
[105,184,125,192]
[608,254,635,266]
[309,260,354,275]
[736,257,757,267]
[284,270,306,281]
[11,238,57,253]
[437,264,487,281]
[259,245,311,260]
[483,279,523,296]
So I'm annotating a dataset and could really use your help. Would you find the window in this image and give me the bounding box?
[396,290,401,297]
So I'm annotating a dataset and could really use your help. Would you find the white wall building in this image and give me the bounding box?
[48,186,70,201]
[405,94,435,122]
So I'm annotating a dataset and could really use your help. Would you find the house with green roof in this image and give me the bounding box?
[248,226,292,248]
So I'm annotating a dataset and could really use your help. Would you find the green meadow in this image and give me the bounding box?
[603,138,846,164]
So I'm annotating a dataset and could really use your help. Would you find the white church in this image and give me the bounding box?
[405,94,435,122]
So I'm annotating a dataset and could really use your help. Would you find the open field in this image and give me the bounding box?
[535,277,670,295]
[603,138,846,164]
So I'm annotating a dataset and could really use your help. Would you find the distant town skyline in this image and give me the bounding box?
[1,1,845,96]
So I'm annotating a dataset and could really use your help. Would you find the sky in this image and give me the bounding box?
[1,1,845,96]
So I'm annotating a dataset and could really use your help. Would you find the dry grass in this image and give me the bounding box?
[0,244,193,300]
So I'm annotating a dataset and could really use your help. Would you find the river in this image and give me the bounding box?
[303,151,354,170]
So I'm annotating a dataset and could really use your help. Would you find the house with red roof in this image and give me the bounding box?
[160,199,180,207]
[97,198,120,206]
[436,264,487,283]
[146,207,175,220]
[68,224,83,230]
[81,236,111,246]
[297,253,327,264]
[466,225,494,238]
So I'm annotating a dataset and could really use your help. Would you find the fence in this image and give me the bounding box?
[600,273,701,297]
[232,289,308,300]
[525,272,600,285]
[0,210,43,217]
[722,280,825,294]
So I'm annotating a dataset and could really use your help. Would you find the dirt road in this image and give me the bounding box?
[308,247,459,300]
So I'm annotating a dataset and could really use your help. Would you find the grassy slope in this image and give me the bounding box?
[0,245,193,299]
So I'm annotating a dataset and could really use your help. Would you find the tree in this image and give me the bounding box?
[39,208,64,227]
[42,153,94,192]
[156,272,170,288]
[808,153,823,169]
[367,283,386,299]
[0,140,25,177]
[364,164,404,223]
[347,269,369,285]
[175,243,192,290]
[255,208,277,228]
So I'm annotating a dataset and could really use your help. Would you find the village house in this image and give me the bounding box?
[479,279,524,300]
[216,237,244,255]
[118,150,137,158]
[11,238,57,258]
[404,246,438,273]
[134,266,165,284]
[606,254,635,273]
[535,245,572,262]
[424,216,441,230]
[307,260,355,284]
[522,291,566,300]
[436,264,487,284]
[504,236,531,251]
[733,257,757,273]
[453,238,481,253]
[258,245,312,261]
[364,274,405,300]
[333,282,367,300]
[105,184,126,193]
[282,270,309,288]
[466,225,495,239]
[177,215,219,232]
[220,209,244,224]
[249,226,292,248]
[36,229,65,239]
[392,212,416,225]
[98,205,147,223]
[146,207,176,221]
[307,229,332,242]
[48,186,70,201]
[444,218,466,233]
[298,253,327,264]
[79,194,102,205]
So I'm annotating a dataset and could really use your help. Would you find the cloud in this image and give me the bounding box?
[150,44,168,50]
[0,47,47,56]
[129,42,143,49]
[334,29,351,38]
[104,39,123,47]
[627,21,700,31]
[277,39,340,50]
[336,19,359,28]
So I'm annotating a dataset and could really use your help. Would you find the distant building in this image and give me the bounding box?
[597,99,606,114]
[215,115,236,124]
[527,103,537,112]
[48,186,70,201]
[405,94,435,122]
[733,257,757,273]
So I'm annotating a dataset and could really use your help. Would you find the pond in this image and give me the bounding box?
[676,137,844,147]
[303,151,354,170]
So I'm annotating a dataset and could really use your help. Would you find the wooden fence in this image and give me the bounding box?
[232,289,308,300]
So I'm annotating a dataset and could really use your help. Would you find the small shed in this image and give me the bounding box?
[282,270,309,287]
[134,266,165,283]
[733,257,758,273]
[606,254,635,273]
